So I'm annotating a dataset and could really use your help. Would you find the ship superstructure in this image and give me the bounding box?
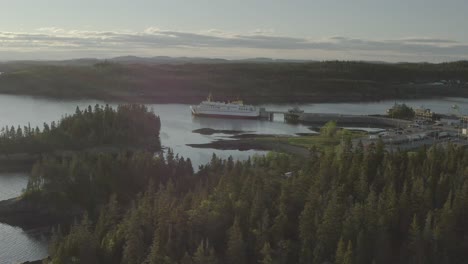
[190,94,260,119]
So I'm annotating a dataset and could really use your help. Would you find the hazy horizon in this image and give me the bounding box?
[1,0,468,62]
[1,55,467,65]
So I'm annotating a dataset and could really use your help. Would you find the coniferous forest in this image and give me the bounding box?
[0,104,161,155]
[1,61,468,104]
[40,134,468,263]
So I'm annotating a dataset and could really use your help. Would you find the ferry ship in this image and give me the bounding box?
[190,94,260,119]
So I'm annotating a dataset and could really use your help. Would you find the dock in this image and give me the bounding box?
[299,113,410,127]
[260,108,410,128]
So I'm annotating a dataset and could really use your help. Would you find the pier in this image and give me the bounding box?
[298,113,410,127]
[259,108,292,121]
[260,108,410,128]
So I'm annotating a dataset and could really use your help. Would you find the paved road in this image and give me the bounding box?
[386,137,468,151]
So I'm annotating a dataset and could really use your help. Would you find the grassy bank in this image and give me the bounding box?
[257,130,366,150]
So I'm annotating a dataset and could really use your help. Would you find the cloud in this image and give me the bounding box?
[0,27,467,62]
[250,28,276,35]
[37,27,65,33]
[400,38,459,44]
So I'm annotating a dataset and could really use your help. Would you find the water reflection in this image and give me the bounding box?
[191,115,310,135]
[0,223,48,263]
[0,173,49,263]
[0,173,29,201]
[262,97,468,116]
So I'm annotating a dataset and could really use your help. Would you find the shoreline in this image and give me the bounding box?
[187,137,311,157]
[0,90,462,105]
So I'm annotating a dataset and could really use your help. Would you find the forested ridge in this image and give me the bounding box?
[0,104,161,155]
[0,60,467,103]
[44,139,468,264]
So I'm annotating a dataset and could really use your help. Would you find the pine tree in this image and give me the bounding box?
[422,211,434,262]
[122,211,146,264]
[181,252,193,264]
[335,237,345,264]
[409,215,424,264]
[299,191,318,264]
[343,240,353,264]
[95,194,119,241]
[355,230,370,264]
[226,217,246,264]
[193,240,207,264]
[16,126,23,138]
[145,229,173,264]
[272,185,290,243]
[193,240,218,264]
[260,242,273,264]
[252,208,271,260]
[48,225,63,259]
[314,192,344,264]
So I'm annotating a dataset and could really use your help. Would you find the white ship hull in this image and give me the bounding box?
[190,100,260,119]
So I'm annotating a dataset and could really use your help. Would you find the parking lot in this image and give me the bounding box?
[358,120,468,151]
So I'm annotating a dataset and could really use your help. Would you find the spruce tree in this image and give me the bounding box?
[122,211,146,264]
[343,240,353,264]
[335,237,345,264]
[226,217,246,264]
[408,215,424,264]
[260,242,273,264]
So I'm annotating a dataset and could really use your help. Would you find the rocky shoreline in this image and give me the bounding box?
[22,259,46,264]
[192,128,249,135]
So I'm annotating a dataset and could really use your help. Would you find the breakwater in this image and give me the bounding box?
[299,113,410,127]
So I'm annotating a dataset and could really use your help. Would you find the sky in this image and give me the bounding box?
[1,0,467,62]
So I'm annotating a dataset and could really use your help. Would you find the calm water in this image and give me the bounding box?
[264,97,468,115]
[0,94,466,262]
[0,173,48,263]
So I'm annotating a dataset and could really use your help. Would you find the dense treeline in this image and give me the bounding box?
[387,103,415,119]
[0,61,467,103]
[25,150,192,214]
[46,141,468,264]
[0,104,161,155]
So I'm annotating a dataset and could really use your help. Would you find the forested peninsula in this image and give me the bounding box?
[0,104,162,228]
[0,60,467,103]
[0,104,160,171]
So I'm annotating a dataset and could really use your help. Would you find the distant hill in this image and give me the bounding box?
[109,56,230,64]
[0,59,467,104]
[0,56,316,68]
